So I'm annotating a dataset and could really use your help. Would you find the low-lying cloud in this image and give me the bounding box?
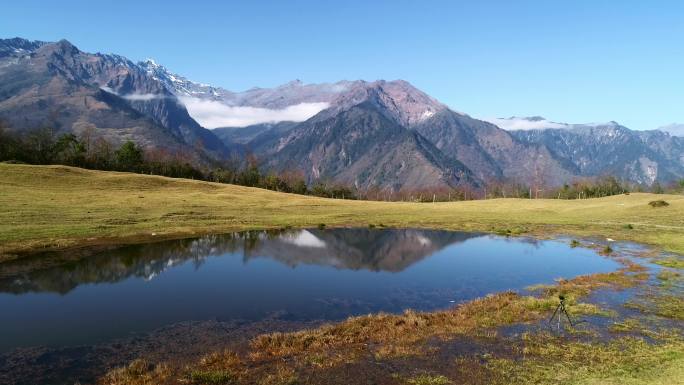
[122,93,163,101]
[658,123,684,137]
[179,96,329,128]
[484,117,568,130]
[100,86,166,101]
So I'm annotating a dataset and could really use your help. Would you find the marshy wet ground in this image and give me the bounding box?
[0,229,681,385]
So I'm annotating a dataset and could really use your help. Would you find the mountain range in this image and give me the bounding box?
[1,37,683,190]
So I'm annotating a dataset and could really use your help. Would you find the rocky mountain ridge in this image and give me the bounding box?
[1,37,682,190]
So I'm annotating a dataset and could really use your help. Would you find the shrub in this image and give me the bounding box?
[648,200,670,208]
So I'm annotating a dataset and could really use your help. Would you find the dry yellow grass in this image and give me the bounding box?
[2,163,684,259]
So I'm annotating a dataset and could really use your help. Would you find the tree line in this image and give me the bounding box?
[1,126,681,202]
[0,127,356,199]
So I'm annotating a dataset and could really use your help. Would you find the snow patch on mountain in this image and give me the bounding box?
[281,230,327,248]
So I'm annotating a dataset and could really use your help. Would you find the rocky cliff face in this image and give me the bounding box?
[0,38,231,160]
[233,80,578,189]
[506,118,684,185]
[259,101,474,191]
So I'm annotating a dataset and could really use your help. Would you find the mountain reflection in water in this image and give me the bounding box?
[0,229,479,295]
[0,228,620,352]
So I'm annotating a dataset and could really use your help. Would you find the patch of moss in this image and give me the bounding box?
[406,374,451,385]
[609,318,646,333]
[657,269,682,285]
[654,257,684,269]
[485,334,684,385]
[189,370,236,384]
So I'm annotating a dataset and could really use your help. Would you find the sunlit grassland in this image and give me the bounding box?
[2,163,684,260]
[2,164,682,385]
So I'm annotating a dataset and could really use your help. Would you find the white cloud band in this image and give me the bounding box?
[179,96,329,128]
[484,117,568,130]
[100,86,166,101]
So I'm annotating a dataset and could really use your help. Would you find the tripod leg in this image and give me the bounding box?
[562,305,574,327]
[549,304,561,324]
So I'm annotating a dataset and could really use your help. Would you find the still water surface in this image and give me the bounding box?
[0,228,620,352]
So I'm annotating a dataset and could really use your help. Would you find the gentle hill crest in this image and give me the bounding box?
[2,163,684,259]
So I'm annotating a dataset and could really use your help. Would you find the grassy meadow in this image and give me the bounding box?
[1,163,683,385]
[1,163,684,260]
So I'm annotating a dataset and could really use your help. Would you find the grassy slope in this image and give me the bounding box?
[1,164,683,385]
[1,163,684,258]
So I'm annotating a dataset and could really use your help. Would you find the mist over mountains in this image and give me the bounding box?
[1,37,683,190]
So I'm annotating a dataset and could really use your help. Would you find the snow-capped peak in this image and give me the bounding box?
[143,58,159,67]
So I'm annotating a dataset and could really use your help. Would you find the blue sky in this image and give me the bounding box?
[2,0,682,129]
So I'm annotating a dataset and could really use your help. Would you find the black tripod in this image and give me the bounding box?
[548,295,576,330]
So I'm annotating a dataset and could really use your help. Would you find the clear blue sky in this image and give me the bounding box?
[2,0,682,129]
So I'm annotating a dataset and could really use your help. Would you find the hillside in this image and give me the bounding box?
[1,163,683,259]
[3,37,683,193]
[0,38,231,160]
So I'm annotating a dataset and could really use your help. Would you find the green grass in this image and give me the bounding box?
[487,334,684,385]
[2,164,684,260]
[189,370,236,384]
[406,374,451,385]
[654,257,684,269]
[657,269,681,283]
